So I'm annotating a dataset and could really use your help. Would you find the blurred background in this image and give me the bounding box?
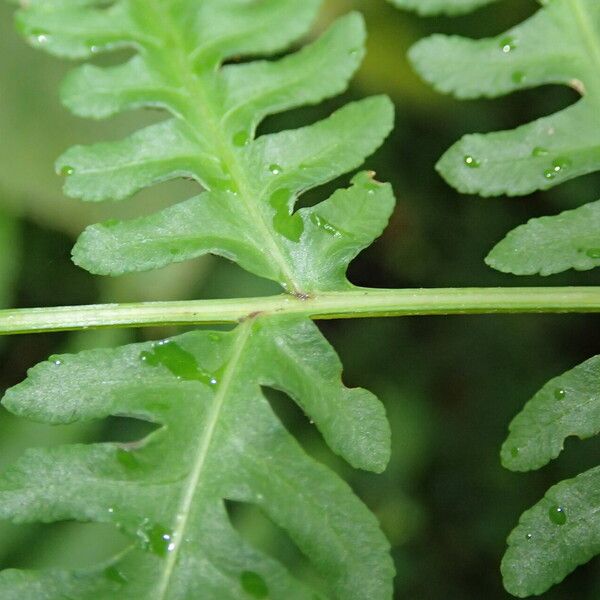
[1,0,600,597]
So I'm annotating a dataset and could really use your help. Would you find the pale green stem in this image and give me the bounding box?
[0,287,599,335]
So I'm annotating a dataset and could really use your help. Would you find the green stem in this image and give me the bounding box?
[1,287,599,335]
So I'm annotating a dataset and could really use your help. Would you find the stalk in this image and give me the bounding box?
[1,287,599,335]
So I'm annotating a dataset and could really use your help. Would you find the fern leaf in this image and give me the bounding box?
[487,200,600,276]
[500,356,600,595]
[387,0,498,16]
[406,0,600,275]
[0,315,393,599]
[501,355,600,472]
[17,1,394,295]
[502,466,600,597]
[410,0,600,197]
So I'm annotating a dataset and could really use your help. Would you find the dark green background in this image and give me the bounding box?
[1,0,599,597]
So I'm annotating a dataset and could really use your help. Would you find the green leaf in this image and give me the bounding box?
[16,0,394,295]
[387,0,498,16]
[501,355,600,472]
[501,356,600,596]
[410,0,600,197]
[502,466,600,597]
[486,200,600,276]
[0,315,393,599]
[407,0,600,276]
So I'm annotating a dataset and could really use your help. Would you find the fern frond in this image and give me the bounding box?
[500,356,600,596]
[387,0,498,16]
[0,316,393,599]
[5,1,398,597]
[402,0,600,276]
[17,0,394,295]
[486,201,600,276]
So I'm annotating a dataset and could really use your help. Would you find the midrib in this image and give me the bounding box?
[154,319,253,600]
[144,0,302,294]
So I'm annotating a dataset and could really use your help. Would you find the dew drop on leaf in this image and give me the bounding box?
[585,248,600,259]
[554,388,566,400]
[233,130,250,147]
[543,168,556,180]
[463,155,480,168]
[269,164,282,175]
[269,188,304,242]
[137,522,176,557]
[526,533,533,540]
[60,165,74,177]
[548,505,567,526]
[30,29,49,44]
[310,213,342,237]
[116,447,141,471]
[552,157,572,173]
[532,147,549,157]
[104,566,127,585]
[499,36,516,53]
[240,571,269,599]
[511,71,525,84]
[510,447,519,458]
[140,341,217,386]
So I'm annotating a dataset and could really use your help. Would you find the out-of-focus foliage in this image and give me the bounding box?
[388,0,499,16]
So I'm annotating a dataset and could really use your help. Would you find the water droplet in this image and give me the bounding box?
[463,155,480,168]
[136,521,175,557]
[586,248,600,259]
[548,505,567,526]
[90,45,100,54]
[511,71,525,84]
[212,176,238,194]
[499,36,516,53]
[532,147,549,157]
[140,341,217,386]
[116,447,141,471]
[104,566,127,584]
[233,130,250,147]
[552,157,572,173]
[269,164,282,176]
[543,168,556,180]
[269,188,304,242]
[240,571,269,599]
[526,533,533,540]
[108,507,115,515]
[554,388,566,400]
[510,447,519,458]
[30,29,49,44]
[310,213,342,237]
[48,353,63,366]
[209,333,221,342]
[60,165,74,177]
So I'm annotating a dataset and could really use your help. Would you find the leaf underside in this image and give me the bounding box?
[4,0,398,598]
[0,316,393,599]
[501,355,600,596]
[17,0,395,296]
[406,0,600,276]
